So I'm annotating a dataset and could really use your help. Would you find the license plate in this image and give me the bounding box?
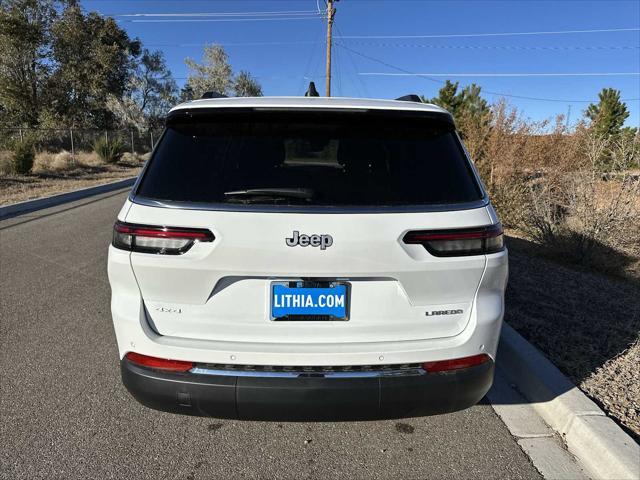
[271,283,349,320]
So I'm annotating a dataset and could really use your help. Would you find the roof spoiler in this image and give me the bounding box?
[395,94,422,103]
[201,91,228,99]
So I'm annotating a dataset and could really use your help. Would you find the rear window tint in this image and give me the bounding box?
[136,111,483,208]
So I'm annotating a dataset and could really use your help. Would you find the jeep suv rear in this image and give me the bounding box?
[107,96,508,420]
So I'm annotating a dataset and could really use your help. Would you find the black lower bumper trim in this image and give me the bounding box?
[121,359,494,421]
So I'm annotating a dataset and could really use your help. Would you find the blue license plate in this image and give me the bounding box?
[271,284,349,320]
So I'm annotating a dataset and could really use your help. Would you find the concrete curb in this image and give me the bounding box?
[0,177,136,220]
[498,323,640,480]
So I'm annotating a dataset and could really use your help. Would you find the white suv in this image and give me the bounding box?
[108,96,508,420]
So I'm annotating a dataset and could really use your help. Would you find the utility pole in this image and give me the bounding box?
[325,0,337,97]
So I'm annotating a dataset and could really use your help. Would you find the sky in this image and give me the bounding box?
[84,0,640,126]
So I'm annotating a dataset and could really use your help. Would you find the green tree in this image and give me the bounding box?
[179,84,195,102]
[48,2,141,128]
[0,0,57,127]
[585,88,630,137]
[233,70,262,97]
[425,81,490,142]
[424,80,462,118]
[107,49,177,129]
[459,84,489,119]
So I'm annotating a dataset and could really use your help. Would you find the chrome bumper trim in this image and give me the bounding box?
[190,366,427,379]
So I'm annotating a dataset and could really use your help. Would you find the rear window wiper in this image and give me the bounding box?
[223,188,314,200]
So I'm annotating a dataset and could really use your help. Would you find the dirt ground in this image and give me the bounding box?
[0,163,141,206]
[506,236,640,440]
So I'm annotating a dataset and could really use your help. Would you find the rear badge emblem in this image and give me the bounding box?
[286,231,333,250]
[426,309,463,316]
[156,307,182,314]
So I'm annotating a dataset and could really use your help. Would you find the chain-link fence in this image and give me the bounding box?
[0,127,165,155]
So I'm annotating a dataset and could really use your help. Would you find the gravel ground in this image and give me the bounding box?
[505,237,640,440]
[0,164,141,205]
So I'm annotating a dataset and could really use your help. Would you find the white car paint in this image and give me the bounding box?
[108,97,508,369]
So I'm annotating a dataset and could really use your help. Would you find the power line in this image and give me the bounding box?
[172,75,327,80]
[346,43,640,51]
[142,41,640,51]
[334,43,640,103]
[334,23,370,98]
[299,22,326,94]
[120,17,323,23]
[145,41,320,47]
[359,72,640,77]
[116,10,322,17]
[335,27,640,39]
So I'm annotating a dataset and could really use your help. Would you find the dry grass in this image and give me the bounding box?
[120,151,149,164]
[0,163,141,205]
[506,236,640,439]
[76,151,104,167]
[33,150,109,173]
[1,148,147,205]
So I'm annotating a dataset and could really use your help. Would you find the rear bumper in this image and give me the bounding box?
[121,358,494,421]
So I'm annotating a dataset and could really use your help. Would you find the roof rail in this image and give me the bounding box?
[395,94,422,103]
[201,91,228,99]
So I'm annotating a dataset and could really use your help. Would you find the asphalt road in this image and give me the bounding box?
[0,190,541,480]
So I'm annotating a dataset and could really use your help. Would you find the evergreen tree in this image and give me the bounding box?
[427,80,462,117]
[585,88,630,137]
[48,3,141,128]
[0,0,57,127]
[426,81,490,140]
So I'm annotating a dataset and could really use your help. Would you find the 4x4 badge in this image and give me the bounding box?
[286,231,333,250]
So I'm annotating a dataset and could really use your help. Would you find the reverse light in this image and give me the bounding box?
[403,224,504,257]
[125,352,194,372]
[112,221,214,255]
[422,354,490,373]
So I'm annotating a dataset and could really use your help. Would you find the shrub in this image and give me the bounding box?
[33,151,55,173]
[0,151,13,175]
[517,170,639,276]
[93,137,124,164]
[120,152,144,164]
[464,100,639,279]
[10,141,35,174]
[51,150,75,170]
[76,151,103,167]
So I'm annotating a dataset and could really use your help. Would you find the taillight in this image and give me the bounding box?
[403,224,504,257]
[422,354,490,373]
[112,221,214,255]
[125,352,194,372]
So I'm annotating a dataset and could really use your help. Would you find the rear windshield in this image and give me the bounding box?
[135,111,483,208]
